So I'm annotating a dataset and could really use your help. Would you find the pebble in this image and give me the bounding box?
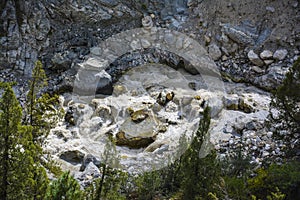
[266,6,275,12]
[262,151,270,157]
[267,132,273,138]
[256,136,262,143]
[204,35,211,44]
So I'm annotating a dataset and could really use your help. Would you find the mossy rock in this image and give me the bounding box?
[130,109,149,123]
[115,131,155,149]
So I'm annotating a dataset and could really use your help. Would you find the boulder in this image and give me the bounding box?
[273,49,288,60]
[208,43,222,61]
[207,97,223,117]
[260,50,273,60]
[254,65,288,90]
[93,105,114,125]
[51,52,74,71]
[115,131,155,149]
[76,162,101,188]
[80,154,101,171]
[238,98,254,113]
[129,109,149,123]
[59,150,85,165]
[248,50,264,66]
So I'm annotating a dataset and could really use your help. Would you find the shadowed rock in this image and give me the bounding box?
[59,150,85,165]
[115,131,155,149]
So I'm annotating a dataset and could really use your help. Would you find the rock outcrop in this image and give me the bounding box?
[1,0,299,185]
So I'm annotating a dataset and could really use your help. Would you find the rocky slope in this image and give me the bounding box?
[0,0,299,184]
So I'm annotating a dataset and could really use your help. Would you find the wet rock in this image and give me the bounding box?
[115,131,155,149]
[273,49,288,60]
[59,150,85,165]
[248,50,264,66]
[208,43,222,61]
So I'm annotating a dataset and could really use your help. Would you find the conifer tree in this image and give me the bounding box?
[270,57,300,157]
[180,107,223,199]
[271,57,300,133]
[45,171,83,200]
[85,138,127,200]
[0,82,36,199]
[25,60,61,145]
[25,60,62,177]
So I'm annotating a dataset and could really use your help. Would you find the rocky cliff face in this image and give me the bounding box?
[0,0,141,75]
[0,0,299,90]
[0,0,299,183]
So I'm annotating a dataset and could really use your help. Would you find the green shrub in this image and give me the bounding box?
[248,161,300,199]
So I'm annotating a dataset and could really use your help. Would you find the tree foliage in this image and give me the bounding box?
[0,60,60,199]
[25,60,63,177]
[247,161,300,200]
[45,171,83,200]
[85,138,127,200]
[25,60,62,145]
[179,107,224,200]
[271,57,300,132]
[0,83,36,199]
